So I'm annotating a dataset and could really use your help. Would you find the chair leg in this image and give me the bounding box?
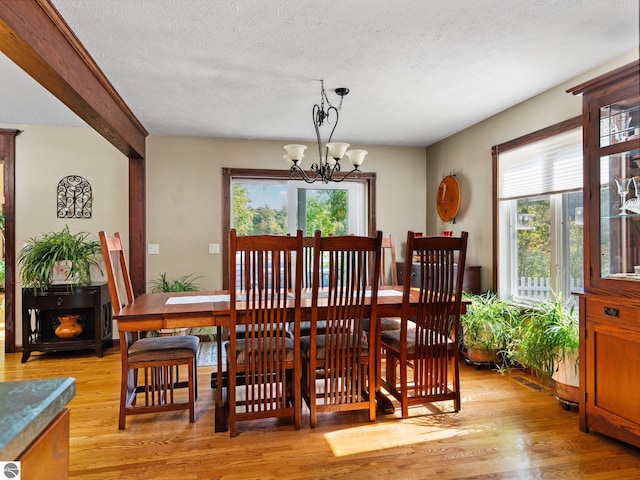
[376,345,383,395]
[308,361,317,428]
[400,358,409,419]
[228,367,237,437]
[118,367,130,430]
[286,367,301,430]
[452,355,460,412]
[368,361,376,422]
[189,358,196,423]
[194,362,198,401]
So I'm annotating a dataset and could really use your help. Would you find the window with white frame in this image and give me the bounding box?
[496,121,584,306]
[221,168,376,289]
[231,178,366,236]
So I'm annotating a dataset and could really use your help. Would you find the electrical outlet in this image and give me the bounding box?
[208,243,220,254]
[147,244,160,255]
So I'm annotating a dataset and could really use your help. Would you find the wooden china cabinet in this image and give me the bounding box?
[568,59,640,448]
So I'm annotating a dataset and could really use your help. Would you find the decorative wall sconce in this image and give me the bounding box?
[57,175,92,218]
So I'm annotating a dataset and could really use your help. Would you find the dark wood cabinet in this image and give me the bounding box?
[396,262,481,294]
[576,294,640,447]
[22,283,113,362]
[568,60,640,448]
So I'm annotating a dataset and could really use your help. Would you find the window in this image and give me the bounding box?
[231,179,366,236]
[494,118,584,306]
[222,169,376,289]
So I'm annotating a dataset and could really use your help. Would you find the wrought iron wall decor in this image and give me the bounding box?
[57,175,92,218]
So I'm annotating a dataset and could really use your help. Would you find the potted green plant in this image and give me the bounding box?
[460,291,521,366]
[513,293,579,404]
[18,225,102,292]
[149,272,202,293]
[147,272,212,339]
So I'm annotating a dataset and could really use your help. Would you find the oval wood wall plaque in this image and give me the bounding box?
[436,174,460,222]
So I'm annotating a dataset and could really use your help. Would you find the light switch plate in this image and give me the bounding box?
[208,243,220,254]
[147,244,160,255]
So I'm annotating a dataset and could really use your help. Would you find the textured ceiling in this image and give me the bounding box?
[1,0,638,147]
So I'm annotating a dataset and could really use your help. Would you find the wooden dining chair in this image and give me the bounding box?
[227,229,303,436]
[365,234,401,333]
[288,235,329,338]
[363,234,401,411]
[300,236,316,288]
[380,231,468,418]
[301,230,382,427]
[99,231,199,429]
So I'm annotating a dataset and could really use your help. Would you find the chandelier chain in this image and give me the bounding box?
[320,80,344,112]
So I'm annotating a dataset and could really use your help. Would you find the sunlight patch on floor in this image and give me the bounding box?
[323,416,469,456]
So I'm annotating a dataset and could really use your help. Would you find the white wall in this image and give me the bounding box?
[425,50,639,293]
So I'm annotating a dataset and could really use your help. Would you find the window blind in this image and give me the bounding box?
[498,128,582,200]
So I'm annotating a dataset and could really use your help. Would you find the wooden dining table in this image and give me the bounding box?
[114,286,465,432]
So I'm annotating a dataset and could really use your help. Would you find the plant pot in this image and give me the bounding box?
[55,314,83,339]
[466,347,499,364]
[552,350,579,404]
[52,260,80,285]
[555,381,580,405]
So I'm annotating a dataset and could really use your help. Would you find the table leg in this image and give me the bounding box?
[374,321,396,415]
[214,387,228,432]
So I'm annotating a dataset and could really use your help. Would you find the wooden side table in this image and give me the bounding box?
[21,283,113,362]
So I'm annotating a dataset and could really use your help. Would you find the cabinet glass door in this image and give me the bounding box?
[600,99,640,147]
[598,96,640,280]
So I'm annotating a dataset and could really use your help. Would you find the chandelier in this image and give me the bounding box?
[283,80,367,184]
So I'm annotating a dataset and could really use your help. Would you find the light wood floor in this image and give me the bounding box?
[1,347,639,480]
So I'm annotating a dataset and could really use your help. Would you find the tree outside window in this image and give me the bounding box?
[232,183,349,236]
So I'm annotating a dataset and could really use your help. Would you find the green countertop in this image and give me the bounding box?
[0,377,76,460]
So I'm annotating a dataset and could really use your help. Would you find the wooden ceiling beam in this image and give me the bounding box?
[0,0,147,158]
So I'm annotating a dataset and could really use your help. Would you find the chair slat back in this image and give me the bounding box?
[301,236,315,288]
[99,230,140,367]
[99,231,134,313]
[401,231,468,395]
[309,230,382,409]
[228,229,303,434]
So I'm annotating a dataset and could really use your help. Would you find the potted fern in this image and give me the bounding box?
[147,272,212,338]
[18,225,102,292]
[460,292,521,366]
[513,294,579,405]
[149,272,202,293]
